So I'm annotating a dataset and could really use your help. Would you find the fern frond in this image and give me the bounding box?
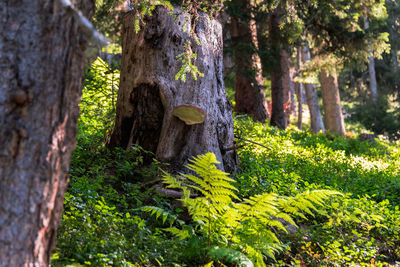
[275,212,297,228]
[163,227,190,240]
[159,153,341,265]
[238,193,280,221]
[141,206,178,225]
[185,153,239,198]
[207,246,254,267]
[279,189,342,218]
[162,171,186,191]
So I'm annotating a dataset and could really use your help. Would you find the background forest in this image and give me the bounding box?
[20,0,400,266]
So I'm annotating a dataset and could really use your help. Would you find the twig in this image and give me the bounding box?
[235,136,272,150]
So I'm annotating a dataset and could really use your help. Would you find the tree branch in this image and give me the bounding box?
[57,0,109,47]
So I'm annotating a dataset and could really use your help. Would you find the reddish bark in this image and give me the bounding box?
[269,7,286,129]
[230,0,269,122]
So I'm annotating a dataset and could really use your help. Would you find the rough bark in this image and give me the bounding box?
[305,82,326,133]
[302,46,325,133]
[108,6,237,173]
[0,0,94,265]
[363,15,378,102]
[295,82,303,129]
[230,0,269,122]
[220,11,235,78]
[269,8,286,129]
[391,46,400,97]
[388,27,400,96]
[366,54,378,101]
[319,69,346,135]
[281,49,296,126]
[295,47,303,129]
[392,47,398,74]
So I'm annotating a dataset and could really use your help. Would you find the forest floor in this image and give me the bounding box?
[52,114,400,266]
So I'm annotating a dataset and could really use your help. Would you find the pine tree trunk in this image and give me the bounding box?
[363,15,378,102]
[392,48,398,74]
[319,69,346,135]
[269,8,286,129]
[367,54,378,101]
[389,29,400,97]
[108,6,237,173]
[0,0,94,265]
[281,49,296,126]
[230,0,269,122]
[295,47,303,129]
[302,46,325,133]
[221,12,235,78]
[305,83,325,133]
[392,47,400,97]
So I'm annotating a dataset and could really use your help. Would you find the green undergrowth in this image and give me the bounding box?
[52,59,400,266]
[235,116,400,265]
[52,117,400,266]
[235,116,400,203]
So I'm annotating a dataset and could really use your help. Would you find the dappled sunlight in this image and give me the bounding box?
[350,155,389,172]
[233,117,400,265]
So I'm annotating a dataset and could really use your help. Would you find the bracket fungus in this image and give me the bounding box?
[173,104,207,125]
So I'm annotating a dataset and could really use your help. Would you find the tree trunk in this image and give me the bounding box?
[392,47,400,97]
[281,49,296,126]
[302,46,325,133]
[221,12,235,79]
[0,0,94,265]
[392,47,398,74]
[230,0,269,122]
[269,7,286,129]
[389,27,400,97]
[295,47,303,129]
[305,82,326,133]
[367,54,378,102]
[363,15,378,102]
[295,81,303,129]
[319,69,346,135]
[108,6,237,173]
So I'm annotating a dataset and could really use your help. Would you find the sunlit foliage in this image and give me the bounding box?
[79,58,119,137]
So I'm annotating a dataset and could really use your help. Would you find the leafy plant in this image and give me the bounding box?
[79,57,119,138]
[234,117,400,265]
[158,153,341,266]
[175,40,204,82]
[301,195,400,265]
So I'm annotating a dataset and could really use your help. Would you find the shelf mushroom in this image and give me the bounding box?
[172,104,207,125]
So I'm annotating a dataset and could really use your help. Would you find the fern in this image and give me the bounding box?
[141,206,180,226]
[141,206,193,241]
[163,226,191,240]
[278,189,340,219]
[160,152,341,266]
[207,246,253,267]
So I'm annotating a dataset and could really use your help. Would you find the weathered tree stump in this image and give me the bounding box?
[109,6,237,173]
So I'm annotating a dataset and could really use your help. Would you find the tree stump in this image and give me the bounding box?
[109,6,237,173]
